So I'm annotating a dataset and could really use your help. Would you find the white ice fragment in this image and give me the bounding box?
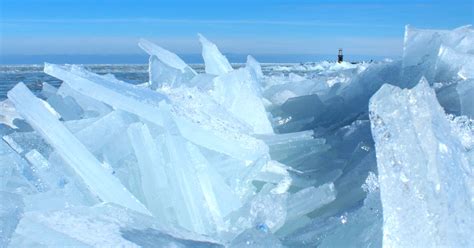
[139,39,197,89]
[139,39,194,72]
[198,34,233,75]
[2,135,24,154]
[212,67,273,134]
[127,122,174,223]
[0,99,22,129]
[256,160,292,194]
[40,99,61,119]
[7,83,151,215]
[40,82,57,99]
[361,171,379,193]
[286,183,336,221]
[369,78,474,247]
[246,55,264,80]
[402,25,474,83]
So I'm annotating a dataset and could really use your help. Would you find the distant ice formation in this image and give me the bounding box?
[0,27,473,247]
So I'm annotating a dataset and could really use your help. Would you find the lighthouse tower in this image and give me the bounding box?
[338,48,343,63]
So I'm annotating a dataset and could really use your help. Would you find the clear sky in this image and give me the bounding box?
[0,0,473,63]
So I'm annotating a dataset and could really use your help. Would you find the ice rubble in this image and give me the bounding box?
[0,26,473,247]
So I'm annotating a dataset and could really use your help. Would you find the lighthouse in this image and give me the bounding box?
[338,48,343,63]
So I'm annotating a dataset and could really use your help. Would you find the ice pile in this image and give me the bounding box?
[0,25,473,247]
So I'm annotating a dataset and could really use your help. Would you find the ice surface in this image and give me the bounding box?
[1,25,473,247]
[370,78,474,247]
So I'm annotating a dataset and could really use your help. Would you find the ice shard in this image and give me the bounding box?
[369,78,474,247]
[198,34,233,75]
[212,67,273,134]
[44,63,268,161]
[402,25,474,84]
[127,122,174,222]
[246,55,264,80]
[7,83,150,215]
[139,39,196,89]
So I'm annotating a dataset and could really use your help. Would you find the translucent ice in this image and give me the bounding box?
[139,39,196,89]
[2,25,473,247]
[370,78,474,247]
[7,83,150,215]
[198,34,233,75]
[402,25,474,84]
[212,67,273,134]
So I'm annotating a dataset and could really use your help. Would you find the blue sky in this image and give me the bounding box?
[0,0,473,63]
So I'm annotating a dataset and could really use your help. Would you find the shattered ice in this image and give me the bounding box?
[0,25,473,247]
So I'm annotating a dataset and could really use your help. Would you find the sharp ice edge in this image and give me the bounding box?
[369,78,474,247]
[0,25,473,247]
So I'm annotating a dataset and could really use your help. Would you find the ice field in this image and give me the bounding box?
[0,25,473,247]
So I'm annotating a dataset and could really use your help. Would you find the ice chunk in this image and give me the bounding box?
[198,34,233,75]
[255,160,292,194]
[0,99,22,129]
[369,78,474,247]
[74,110,135,154]
[160,118,242,234]
[45,63,267,161]
[40,82,58,99]
[212,67,273,134]
[24,149,54,191]
[227,183,287,234]
[286,183,336,221]
[11,203,223,247]
[57,82,112,118]
[246,55,264,80]
[7,83,150,215]
[139,39,195,73]
[0,192,24,247]
[127,122,174,222]
[435,45,474,81]
[148,56,194,89]
[45,92,84,121]
[139,39,196,89]
[402,25,474,84]
[457,80,474,118]
[284,177,382,247]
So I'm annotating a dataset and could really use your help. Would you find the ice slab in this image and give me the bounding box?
[198,34,233,75]
[246,55,264,80]
[127,122,174,222]
[139,39,195,73]
[0,192,24,247]
[286,183,336,221]
[45,63,268,161]
[402,25,474,84]
[11,203,223,247]
[370,78,474,247]
[212,67,273,134]
[7,83,150,215]
[139,39,197,89]
[456,80,474,118]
